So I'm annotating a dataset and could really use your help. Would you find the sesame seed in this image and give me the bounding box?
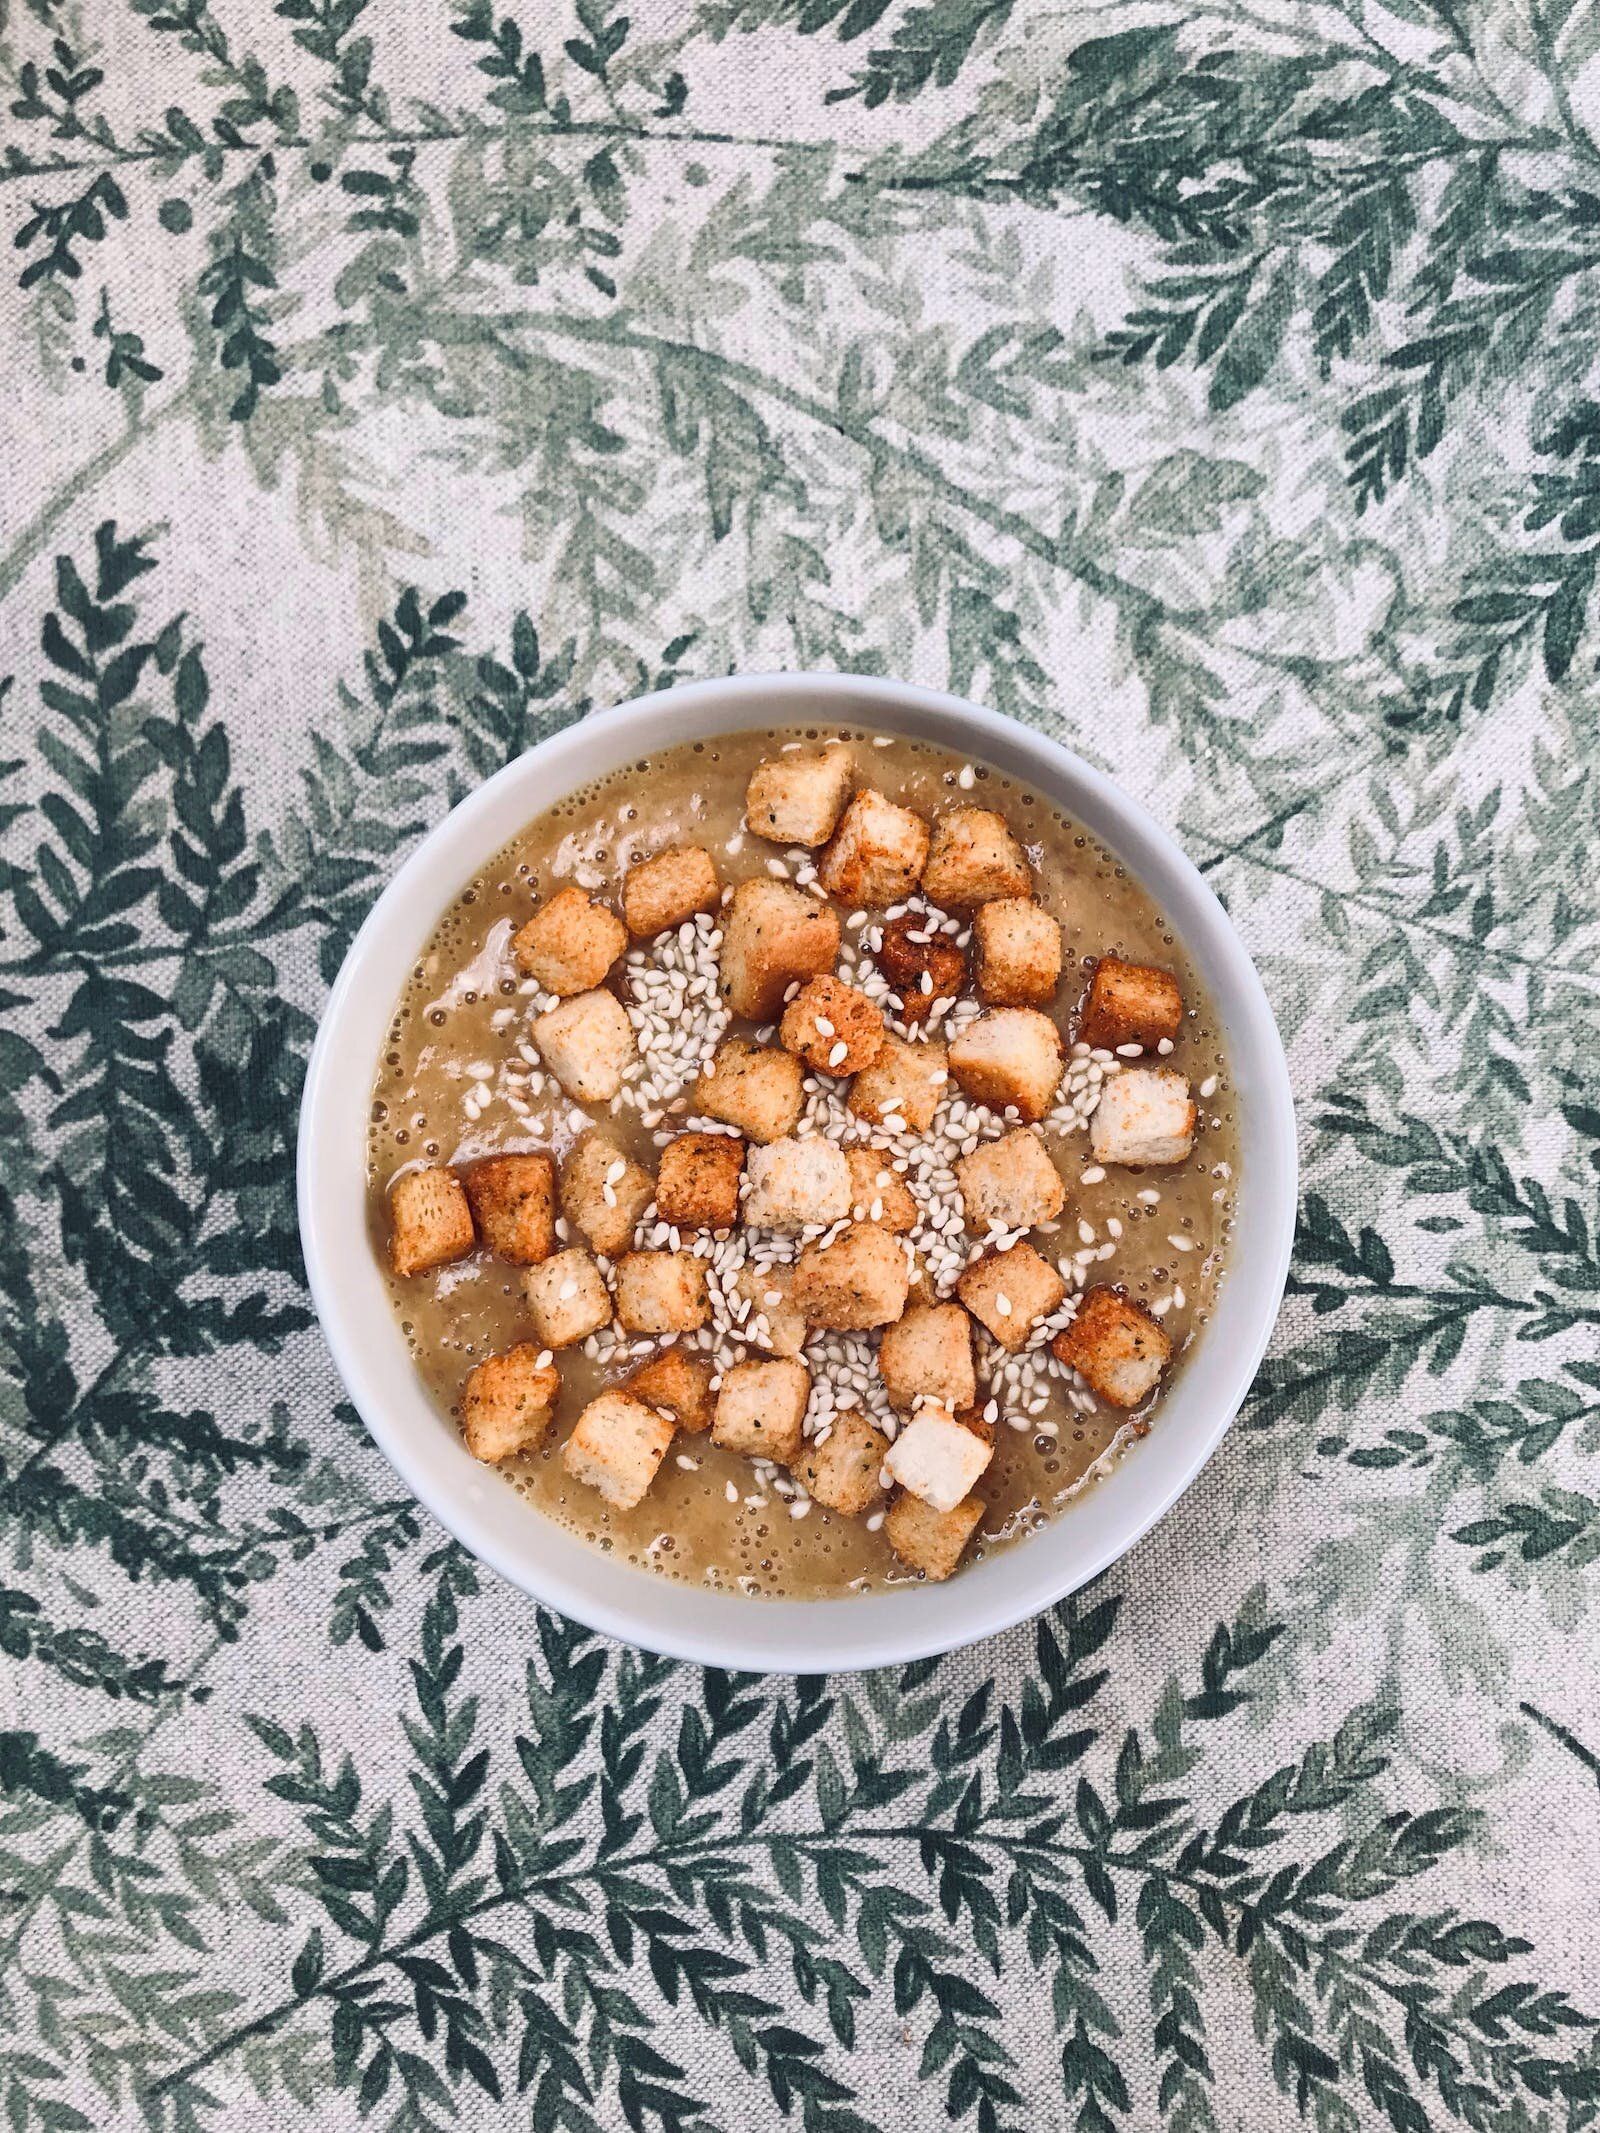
[1199,1074,1217,1098]
[725,1480,740,1503]
[1081,1165,1105,1184]
[1168,1234,1194,1253]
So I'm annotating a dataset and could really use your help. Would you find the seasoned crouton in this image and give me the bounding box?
[848,1036,948,1135]
[731,1264,809,1357]
[794,1410,890,1517]
[954,1128,1065,1232]
[1080,957,1183,1052]
[562,1390,674,1509]
[512,886,626,995]
[692,1039,803,1144]
[389,1167,476,1277]
[522,1248,612,1349]
[627,1348,716,1434]
[613,1250,709,1335]
[958,1242,1067,1353]
[885,1490,984,1581]
[874,913,967,1024]
[948,1008,1063,1122]
[817,789,930,908]
[1089,1067,1196,1166]
[656,1131,744,1231]
[532,989,635,1104]
[746,745,854,847]
[953,1404,996,1448]
[1053,1286,1172,1408]
[459,1344,560,1463]
[844,1148,916,1233]
[973,900,1062,1008]
[622,845,720,938]
[559,1131,654,1258]
[792,1223,909,1331]
[882,1403,993,1513]
[921,806,1031,908]
[718,878,840,1021]
[742,1137,852,1230]
[711,1357,811,1463]
[460,1152,556,1265]
[779,974,887,1077]
[878,1304,976,1413]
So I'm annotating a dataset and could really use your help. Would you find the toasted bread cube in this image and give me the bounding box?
[845,1148,917,1233]
[818,789,930,908]
[522,1248,612,1349]
[973,899,1062,1009]
[878,1304,976,1413]
[885,1491,983,1581]
[794,1410,890,1517]
[389,1167,476,1277]
[562,1390,675,1509]
[718,879,840,1021]
[953,1404,996,1448]
[656,1131,744,1231]
[848,1036,947,1135]
[627,1348,716,1434]
[532,989,635,1105]
[614,1250,710,1335]
[692,1039,803,1144]
[780,974,887,1077]
[742,1137,852,1231]
[1053,1286,1172,1408]
[1089,1067,1196,1167]
[792,1223,909,1331]
[621,845,719,938]
[955,1128,1065,1232]
[882,1403,993,1513]
[1080,957,1183,1051]
[958,1242,1067,1352]
[874,913,967,1024]
[559,1130,654,1258]
[460,1152,557,1265]
[513,886,626,995]
[948,1008,1063,1123]
[711,1357,811,1463]
[460,1344,560,1463]
[921,806,1031,908]
[746,745,854,847]
[731,1263,809,1357]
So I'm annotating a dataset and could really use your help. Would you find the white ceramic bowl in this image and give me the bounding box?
[299,674,1295,1671]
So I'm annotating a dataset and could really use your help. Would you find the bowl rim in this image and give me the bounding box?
[298,672,1296,1671]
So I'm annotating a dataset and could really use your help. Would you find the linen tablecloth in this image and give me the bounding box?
[3,4,1598,2127]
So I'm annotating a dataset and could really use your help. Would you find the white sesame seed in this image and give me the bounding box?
[1199,1075,1217,1098]
[1168,1234,1194,1253]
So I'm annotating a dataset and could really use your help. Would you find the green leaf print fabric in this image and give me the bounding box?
[2,3,1598,2127]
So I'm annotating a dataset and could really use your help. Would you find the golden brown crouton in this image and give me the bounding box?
[718,877,840,1023]
[1089,1067,1196,1166]
[389,1167,476,1277]
[844,1149,917,1233]
[731,1264,809,1358]
[848,1035,948,1134]
[613,1250,710,1335]
[513,886,626,995]
[779,974,887,1077]
[692,1039,803,1144]
[1052,1286,1172,1408]
[817,789,930,908]
[948,1008,1063,1122]
[882,1405,993,1513]
[522,1248,613,1349]
[532,989,636,1104]
[957,1242,1068,1352]
[793,1410,890,1517]
[459,1344,560,1463]
[884,1490,984,1581]
[460,1153,557,1265]
[973,900,1062,1008]
[711,1357,811,1463]
[791,1224,910,1331]
[656,1131,744,1231]
[559,1131,654,1259]
[626,1348,716,1434]
[561,1391,675,1509]
[1079,957,1183,1052]
[746,746,854,847]
[622,846,720,938]
[878,1303,976,1413]
[742,1137,852,1230]
[873,913,967,1024]
[921,806,1031,908]
[954,1129,1065,1232]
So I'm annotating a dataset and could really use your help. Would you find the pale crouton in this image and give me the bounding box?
[958,1242,1067,1353]
[626,1348,716,1434]
[1080,957,1183,1052]
[817,789,930,908]
[742,1137,852,1231]
[621,845,720,938]
[522,1248,612,1349]
[873,914,967,1025]
[954,1128,1065,1232]
[794,1410,890,1517]
[460,1153,556,1265]
[921,806,1031,908]
[613,1250,710,1335]
[848,1036,948,1134]
[791,1224,909,1331]
[885,1490,984,1582]
[559,1131,654,1258]
[779,974,887,1077]
[1053,1286,1172,1408]
[882,1404,993,1513]
[973,900,1062,1009]
[711,1357,811,1463]
[561,1390,675,1509]
[878,1304,976,1413]
[732,1264,809,1358]
[718,879,840,1020]
[746,746,854,847]
[948,1008,1063,1122]
[844,1148,917,1233]
[692,1039,803,1144]
[1089,1067,1196,1167]
[389,1167,476,1277]
[459,1344,560,1463]
[512,886,626,995]
[532,989,635,1104]
[656,1131,744,1231]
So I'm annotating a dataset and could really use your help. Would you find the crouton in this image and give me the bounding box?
[958,1242,1067,1352]
[656,1131,744,1232]
[459,1344,560,1463]
[559,1131,654,1258]
[878,1304,976,1413]
[711,1357,811,1464]
[921,806,1031,908]
[742,1137,852,1231]
[1053,1286,1172,1408]
[1080,957,1183,1052]
[954,1128,1065,1232]
[718,879,840,1021]
[389,1167,476,1277]
[874,913,967,1024]
[692,1039,803,1144]
[794,1410,890,1517]
[1089,1067,1196,1167]
[882,1403,993,1513]
[626,1348,716,1434]
[561,1390,675,1510]
[792,1224,909,1331]
[522,1248,612,1349]
[622,845,720,938]
[953,1404,996,1448]
[948,1008,1063,1122]
[532,989,635,1105]
[725,1264,803,1357]
[817,789,930,908]
[848,1035,948,1135]
[973,900,1062,1009]
[613,1250,710,1335]
[512,886,625,995]
[746,745,854,847]
[779,974,887,1077]
[884,1491,984,1582]
[844,1148,917,1233]
[460,1152,556,1265]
